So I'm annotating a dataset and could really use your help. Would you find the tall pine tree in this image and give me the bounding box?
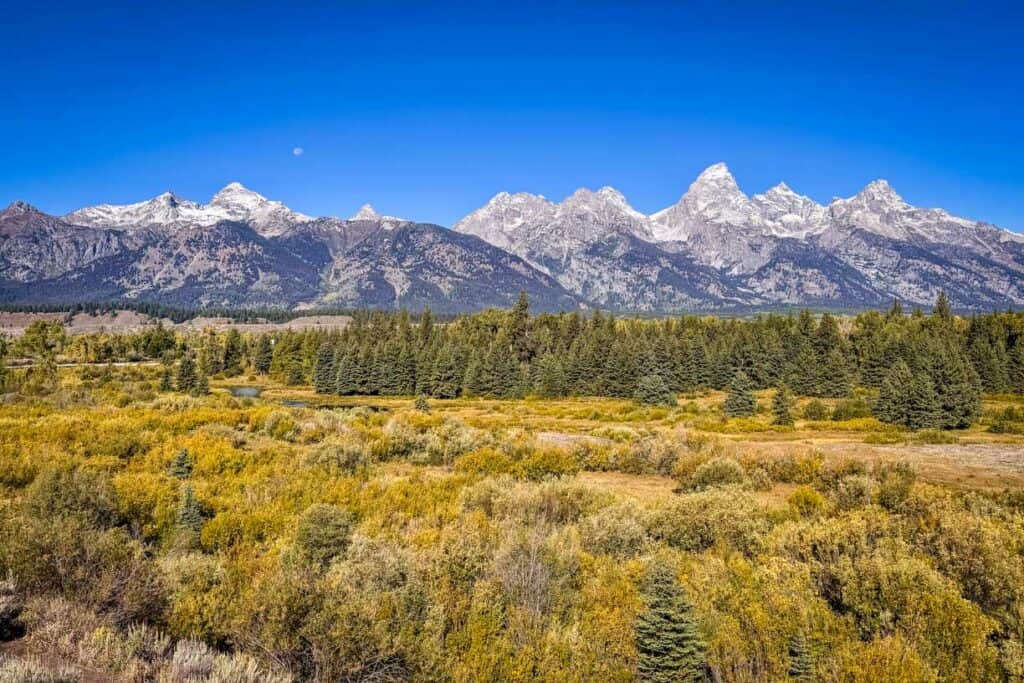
[724,371,757,417]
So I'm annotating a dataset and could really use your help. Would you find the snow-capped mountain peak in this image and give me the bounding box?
[351,203,382,220]
[751,183,829,238]
[855,179,907,207]
[65,183,309,236]
[453,192,556,251]
[765,181,795,196]
[649,163,759,242]
[209,182,267,210]
[349,203,405,225]
[557,186,652,241]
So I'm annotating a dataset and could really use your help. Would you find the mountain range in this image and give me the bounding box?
[2,163,1022,313]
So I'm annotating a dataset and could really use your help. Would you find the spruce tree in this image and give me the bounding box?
[875,361,940,429]
[1010,342,1024,394]
[820,349,853,398]
[724,371,757,417]
[462,349,487,397]
[396,339,417,394]
[254,335,273,374]
[535,353,567,398]
[176,354,198,393]
[430,345,464,399]
[334,354,357,395]
[221,329,243,377]
[285,361,305,386]
[634,374,677,406]
[177,485,204,534]
[193,373,210,396]
[486,336,522,398]
[788,630,815,682]
[930,342,981,429]
[605,337,640,397]
[875,361,912,426]
[418,307,434,346]
[788,345,819,396]
[508,290,532,362]
[313,343,335,394]
[904,374,941,430]
[168,449,193,479]
[635,562,707,683]
[933,290,952,320]
[772,384,795,426]
[198,330,223,377]
[159,365,173,392]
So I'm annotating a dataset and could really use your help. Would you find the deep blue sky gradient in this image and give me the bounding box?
[2,1,1022,230]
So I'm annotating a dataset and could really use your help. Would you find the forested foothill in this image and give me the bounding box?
[1,293,1023,681]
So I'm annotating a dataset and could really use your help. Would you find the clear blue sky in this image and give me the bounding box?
[2,1,1022,230]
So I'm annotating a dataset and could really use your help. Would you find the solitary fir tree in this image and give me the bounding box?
[168,448,193,479]
[635,562,707,683]
[772,384,795,425]
[724,371,757,417]
[177,485,204,534]
[934,290,952,320]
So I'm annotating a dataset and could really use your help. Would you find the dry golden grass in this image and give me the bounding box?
[210,379,1024,493]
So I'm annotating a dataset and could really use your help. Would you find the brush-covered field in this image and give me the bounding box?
[1,365,1023,682]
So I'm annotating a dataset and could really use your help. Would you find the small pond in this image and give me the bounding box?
[226,386,263,398]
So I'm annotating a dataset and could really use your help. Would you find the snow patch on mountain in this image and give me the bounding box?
[67,183,310,237]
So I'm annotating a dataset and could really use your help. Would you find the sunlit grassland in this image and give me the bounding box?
[2,364,1024,681]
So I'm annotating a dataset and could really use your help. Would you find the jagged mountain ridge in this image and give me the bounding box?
[2,168,1022,312]
[454,163,1024,310]
[0,190,580,312]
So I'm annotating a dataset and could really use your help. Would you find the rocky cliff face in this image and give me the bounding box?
[4,168,1023,312]
[455,163,1024,311]
[0,186,580,312]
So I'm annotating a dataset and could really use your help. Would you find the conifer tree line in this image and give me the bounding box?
[186,294,1019,403]
[278,292,1019,414]
[15,291,1024,426]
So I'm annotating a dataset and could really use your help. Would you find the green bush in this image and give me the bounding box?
[802,399,829,421]
[690,457,747,490]
[294,504,355,569]
[650,488,767,554]
[832,395,873,421]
